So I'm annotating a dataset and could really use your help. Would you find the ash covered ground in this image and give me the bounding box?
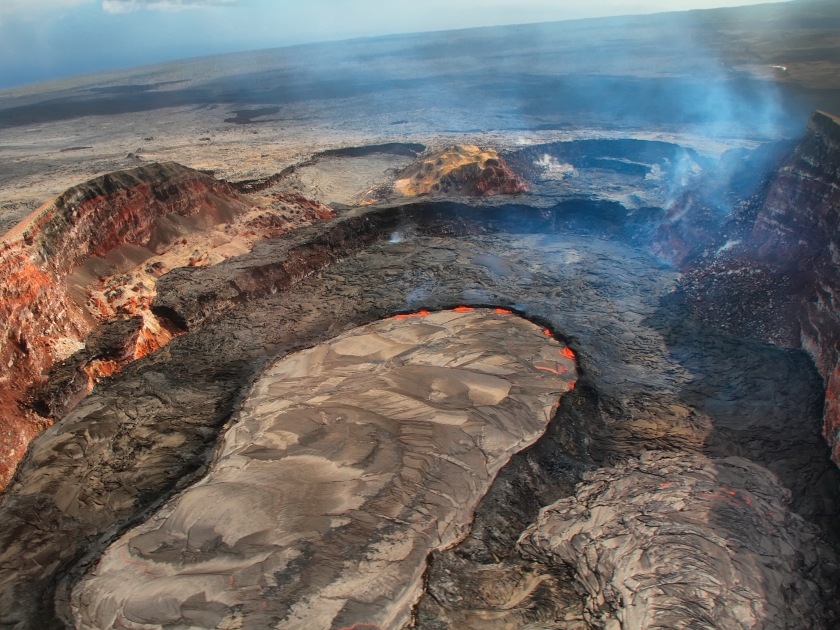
[2,2,840,629]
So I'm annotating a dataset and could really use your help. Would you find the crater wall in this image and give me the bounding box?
[0,163,250,489]
[681,111,840,465]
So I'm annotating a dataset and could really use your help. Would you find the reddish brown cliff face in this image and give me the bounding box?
[0,163,255,489]
[750,112,840,364]
[681,111,840,465]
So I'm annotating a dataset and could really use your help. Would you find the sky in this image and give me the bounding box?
[0,0,790,90]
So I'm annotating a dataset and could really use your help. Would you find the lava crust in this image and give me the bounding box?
[520,451,838,629]
[72,309,576,629]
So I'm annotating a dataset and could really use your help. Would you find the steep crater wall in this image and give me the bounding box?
[679,111,840,465]
[0,163,251,490]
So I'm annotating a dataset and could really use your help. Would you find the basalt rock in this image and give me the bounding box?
[680,111,840,465]
[150,205,408,331]
[150,198,648,332]
[29,317,146,419]
[0,162,250,490]
[394,145,526,197]
[518,451,839,629]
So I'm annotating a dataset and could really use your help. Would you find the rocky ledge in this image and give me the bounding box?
[0,162,338,491]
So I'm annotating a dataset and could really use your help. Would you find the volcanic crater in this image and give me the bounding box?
[0,116,839,629]
[3,6,840,624]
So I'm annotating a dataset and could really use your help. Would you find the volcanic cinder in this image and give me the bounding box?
[2,2,840,629]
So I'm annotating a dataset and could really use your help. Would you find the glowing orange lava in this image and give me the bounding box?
[560,347,575,360]
[454,306,475,312]
[392,309,431,320]
[700,487,756,508]
[494,308,512,314]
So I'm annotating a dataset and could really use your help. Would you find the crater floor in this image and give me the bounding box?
[72,309,575,629]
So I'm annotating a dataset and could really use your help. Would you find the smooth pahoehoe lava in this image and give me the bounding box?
[71,308,577,629]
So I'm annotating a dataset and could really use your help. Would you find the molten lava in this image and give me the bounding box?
[392,310,431,319]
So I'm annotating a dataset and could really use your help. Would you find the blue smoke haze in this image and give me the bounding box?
[0,0,790,90]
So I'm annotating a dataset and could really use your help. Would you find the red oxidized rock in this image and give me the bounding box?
[0,163,250,490]
[825,369,840,464]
